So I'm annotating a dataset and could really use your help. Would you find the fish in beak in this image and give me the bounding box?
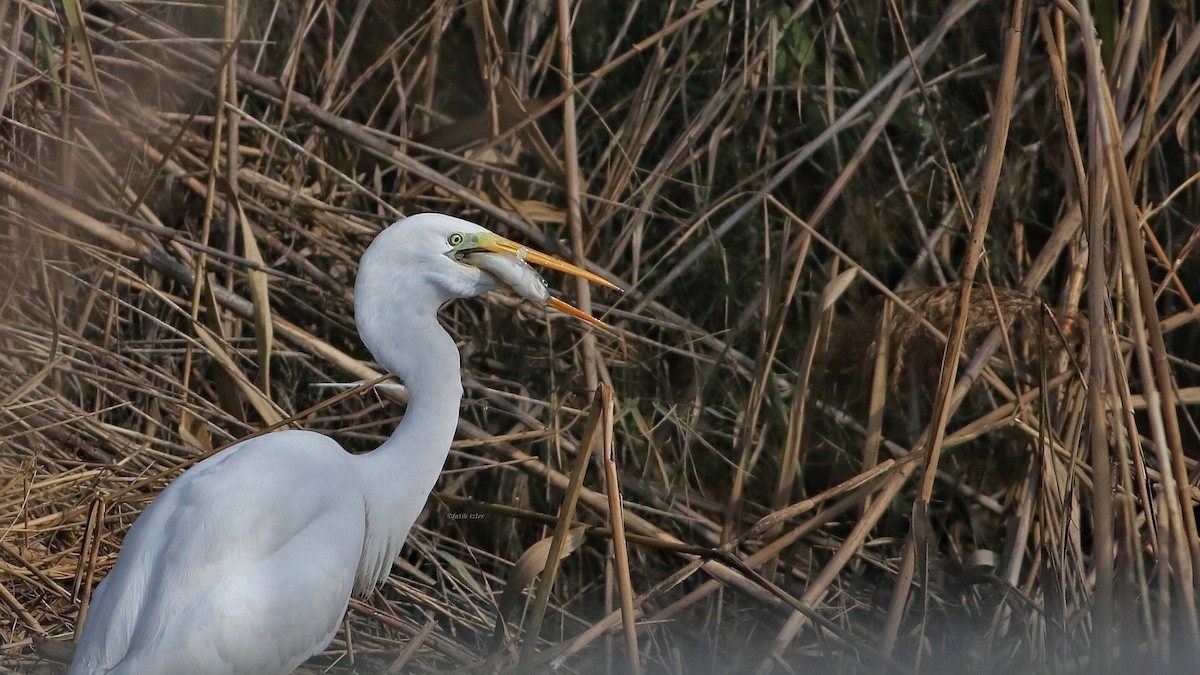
[448,232,621,328]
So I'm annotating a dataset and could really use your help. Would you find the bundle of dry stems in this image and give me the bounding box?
[2,0,1200,672]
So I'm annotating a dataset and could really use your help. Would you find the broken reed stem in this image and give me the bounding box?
[598,386,641,675]
[70,499,105,640]
[519,385,607,667]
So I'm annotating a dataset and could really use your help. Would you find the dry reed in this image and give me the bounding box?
[2,1,1200,673]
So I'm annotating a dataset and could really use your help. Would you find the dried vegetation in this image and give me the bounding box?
[2,0,1200,673]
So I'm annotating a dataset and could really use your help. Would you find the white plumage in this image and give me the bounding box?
[70,213,614,674]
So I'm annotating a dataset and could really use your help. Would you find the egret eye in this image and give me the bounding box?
[448,233,464,246]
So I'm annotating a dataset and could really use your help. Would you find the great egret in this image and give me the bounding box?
[69,213,618,674]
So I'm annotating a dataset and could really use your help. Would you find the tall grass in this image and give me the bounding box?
[2,1,1199,672]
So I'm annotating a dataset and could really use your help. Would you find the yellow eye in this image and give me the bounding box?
[448,233,464,246]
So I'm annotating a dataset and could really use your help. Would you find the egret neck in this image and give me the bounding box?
[351,264,464,592]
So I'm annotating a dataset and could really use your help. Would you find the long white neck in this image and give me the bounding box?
[351,287,463,592]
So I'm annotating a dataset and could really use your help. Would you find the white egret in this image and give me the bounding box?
[69,213,618,674]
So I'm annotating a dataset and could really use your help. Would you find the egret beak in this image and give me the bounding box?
[451,232,621,329]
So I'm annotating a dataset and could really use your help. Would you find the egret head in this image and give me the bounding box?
[359,212,617,317]
[355,213,619,374]
[356,213,496,302]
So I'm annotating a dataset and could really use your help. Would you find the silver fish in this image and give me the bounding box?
[465,249,550,304]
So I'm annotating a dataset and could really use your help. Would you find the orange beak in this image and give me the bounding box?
[454,232,621,329]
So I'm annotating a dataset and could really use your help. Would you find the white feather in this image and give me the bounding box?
[70,214,500,674]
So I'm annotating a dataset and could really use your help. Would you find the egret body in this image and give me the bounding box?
[69,213,616,674]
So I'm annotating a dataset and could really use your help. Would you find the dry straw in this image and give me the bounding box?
[3,1,1200,673]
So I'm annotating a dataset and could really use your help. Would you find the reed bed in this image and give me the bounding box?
[2,1,1199,672]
